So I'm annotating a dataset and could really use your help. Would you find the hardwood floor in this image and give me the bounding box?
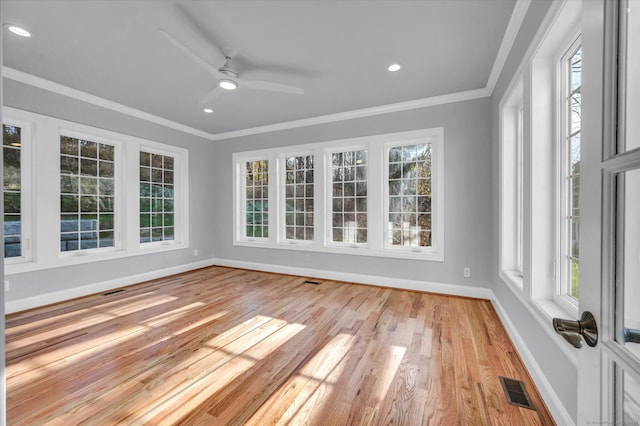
[5,266,554,425]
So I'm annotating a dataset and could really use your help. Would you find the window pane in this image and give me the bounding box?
[331,150,367,244]
[60,136,78,155]
[3,120,22,257]
[284,155,314,241]
[60,135,116,252]
[387,143,433,248]
[620,1,640,151]
[622,168,640,362]
[80,140,98,158]
[243,160,269,239]
[139,150,176,244]
[565,45,582,299]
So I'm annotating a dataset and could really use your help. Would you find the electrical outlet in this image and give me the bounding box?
[4,280,9,292]
[463,267,471,278]
[193,249,199,257]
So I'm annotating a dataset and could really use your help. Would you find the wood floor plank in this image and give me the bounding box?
[5,266,555,425]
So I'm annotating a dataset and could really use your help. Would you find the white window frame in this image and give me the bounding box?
[232,128,444,261]
[382,137,441,256]
[498,0,582,351]
[233,155,271,244]
[3,107,189,275]
[499,77,525,288]
[279,151,316,245]
[516,104,525,274]
[58,128,123,257]
[325,144,369,249]
[138,145,188,249]
[2,112,33,265]
[555,35,582,312]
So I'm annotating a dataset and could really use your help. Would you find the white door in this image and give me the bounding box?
[575,0,640,423]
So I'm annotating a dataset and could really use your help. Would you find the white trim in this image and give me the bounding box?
[212,257,492,300]
[2,107,190,275]
[210,88,489,141]
[2,114,33,264]
[499,273,579,365]
[2,69,488,143]
[279,151,316,244]
[232,128,445,262]
[1,0,529,142]
[325,145,369,248]
[5,258,215,314]
[498,0,567,105]
[491,295,575,426]
[2,67,218,141]
[3,255,573,424]
[486,0,532,93]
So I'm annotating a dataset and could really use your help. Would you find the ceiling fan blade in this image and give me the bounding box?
[238,78,304,95]
[233,56,320,78]
[157,28,224,80]
[201,85,223,105]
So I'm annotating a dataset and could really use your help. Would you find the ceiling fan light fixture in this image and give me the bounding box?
[219,79,238,90]
[388,63,401,72]
[7,25,31,37]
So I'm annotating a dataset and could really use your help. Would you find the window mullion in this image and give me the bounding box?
[314,148,325,247]
[123,141,139,251]
[36,118,61,265]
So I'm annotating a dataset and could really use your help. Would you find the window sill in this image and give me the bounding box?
[5,242,187,275]
[234,239,444,262]
[500,269,524,291]
[498,272,579,366]
[531,298,578,326]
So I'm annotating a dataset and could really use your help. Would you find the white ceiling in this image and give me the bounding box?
[2,0,519,138]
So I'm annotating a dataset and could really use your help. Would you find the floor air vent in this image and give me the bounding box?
[499,376,535,410]
[102,289,126,296]
[303,280,321,285]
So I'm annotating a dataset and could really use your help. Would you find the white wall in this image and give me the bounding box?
[1,1,581,424]
[2,79,217,308]
[490,0,578,423]
[211,97,494,291]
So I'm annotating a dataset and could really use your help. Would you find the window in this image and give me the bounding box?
[233,127,444,261]
[60,135,116,252]
[283,154,314,241]
[243,159,269,239]
[516,105,524,273]
[330,149,367,245]
[499,77,525,286]
[386,142,432,250]
[139,151,175,243]
[498,0,582,321]
[3,124,23,258]
[2,107,188,274]
[561,41,582,300]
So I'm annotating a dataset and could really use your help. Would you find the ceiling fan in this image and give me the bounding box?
[157,28,304,98]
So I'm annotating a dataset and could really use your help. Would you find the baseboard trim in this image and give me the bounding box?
[5,259,216,314]
[491,296,575,426]
[212,257,493,300]
[5,257,573,425]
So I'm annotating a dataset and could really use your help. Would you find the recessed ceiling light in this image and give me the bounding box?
[219,79,238,90]
[7,25,31,38]
[203,108,213,114]
[388,63,401,72]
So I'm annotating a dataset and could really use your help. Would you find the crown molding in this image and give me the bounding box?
[2,66,219,141]
[486,0,532,93]
[1,0,529,142]
[209,87,491,141]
